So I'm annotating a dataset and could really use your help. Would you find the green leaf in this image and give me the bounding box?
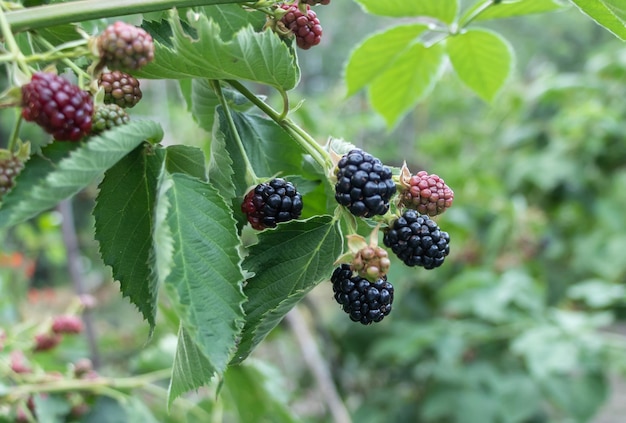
[135,13,300,90]
[223,361,298,423]
[93,143,163,329]
[162,173,246,397]
[369,41,445,128]
[233,216,342,363]
[0,120,163,229]
[190,79,254,133]
[355,0,459,22]
[446,28,514,102]
[201,4,266,39]
[169,325,216,405]
[462,0,564,23]
[164,144,207,180]
[345,25,428,97]
[570,0,626,40]
[540,372,608,421]
[208,114,237,205]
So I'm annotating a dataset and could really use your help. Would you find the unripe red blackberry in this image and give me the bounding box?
[98,71,142,108]
[383,209,450,269]
[97,21,155,70]
[51,315,84,334]
[33,333,62,352]
[91,104,129,134]
[331,264,394,325]
[334,149,396,218]
[241,178,303,230]
[279,4,323,50]
[401,170,454,216]
[0,152,24,199]
[21,72,93,141]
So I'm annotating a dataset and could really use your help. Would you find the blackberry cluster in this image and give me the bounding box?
[331,264,394,325]
[383,209,450,269]
[91,104,129,134]
[334,149,396,218]
[279,4,323,50]
[21,72,93,141]
[241,178,303,230]
[402,170,454,216]
[0,153,24,199]
[97,21,155,70]
[98,71,142,108]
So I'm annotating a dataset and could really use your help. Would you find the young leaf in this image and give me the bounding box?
[355,0,459,23]
[0,120,163,229]
[446,29,514,102]
[233,216,342,363]
[93,144,163,329]
[345,25,428,97]
[161,173,246,384]
[201,4,267,39]
[135,13,300,91]
[570,0,626,40]
[461,0,564,23]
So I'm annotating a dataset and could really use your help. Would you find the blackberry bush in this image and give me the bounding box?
[21,72,93,141]
[334,149,396,218]
[97,21,155,70]
[98,70,142,108]
[241,178,303,230]
[279,3,323,50]
[331,264,394,325]
[383,209,450,269]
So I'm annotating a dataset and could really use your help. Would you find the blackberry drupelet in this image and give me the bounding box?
[279,4,323,50]
[331,264,394,325]
[383,209,450,269]
[334,149,396,218]
[97,21,155,70]
[21,72,93,141]
[241,178,303,230]
[98,71,142,108]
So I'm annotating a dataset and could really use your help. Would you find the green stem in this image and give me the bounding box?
[210,79,259,185]
[5,0,249,33]
[7,109,22,152]
[458,0,497,30]
[32,35,90,82]
[226,79,330,170]
[0,6,29,75]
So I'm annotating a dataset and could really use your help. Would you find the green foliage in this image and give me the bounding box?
[570,0,626,40]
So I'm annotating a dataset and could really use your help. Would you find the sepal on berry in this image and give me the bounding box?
[335,226,390,281]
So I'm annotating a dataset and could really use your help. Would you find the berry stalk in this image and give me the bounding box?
[0,6,29,75]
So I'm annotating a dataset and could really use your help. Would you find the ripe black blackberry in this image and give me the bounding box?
[383,210,450,269]
[97,21,154,70]
[21,72,93,141]
[241,178,303,230]
[334,149,396,218]
[279,4,323,50]
[331,264,394,325]
[0,152,24,199]
[91,104,129,134]
[98,71,142,108]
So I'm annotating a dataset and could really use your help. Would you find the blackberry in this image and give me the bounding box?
[383,209,450,269]
[91,104,129,134]
[331,264,394,325]
[0,152,24,199]
[334,149,396,218]
[401,170,454,216]
[21,72,93,141]
[97,21,155,70]
[33,333,62,352]
[279,4,323,50]
[241,178,303,230]
[51,315,84,335]
[351,244,390,281]
[98,71,142,108]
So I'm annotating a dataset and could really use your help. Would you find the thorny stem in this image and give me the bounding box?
[210,79,260,186]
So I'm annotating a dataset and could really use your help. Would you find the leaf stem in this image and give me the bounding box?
[210,79,259,186]
[458,0,497,30]
[7,109,22,152]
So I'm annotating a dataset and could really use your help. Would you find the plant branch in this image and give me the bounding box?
[458,0,498,30]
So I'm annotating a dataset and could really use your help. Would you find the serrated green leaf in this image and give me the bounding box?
[190,79,254,133]
[164,144,207,180]
[462,0,565,22]
[93,144,163,329]
[0,120,163,229]
[369,42,445,128]
[208,113,237,204]
[162,173,246,394]
[169,325,216,405]
[201,4,266,39]
[446,29,514,102]
[570,0,626,40]
[345,25,428,97]
[233,216,342,363]
[355,0,459,22]
[135,13,299,90]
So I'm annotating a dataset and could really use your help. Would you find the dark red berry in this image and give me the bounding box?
[279,4,323,50]
[98,21,155,70]
[33,333,62,352]
[241,178,303,230]
[51,315,84,334]
[98,71,142,108]
[21,72,93,141]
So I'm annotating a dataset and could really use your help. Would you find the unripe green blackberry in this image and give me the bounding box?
[98,71,142,108]
[0,153,24,199]
[97,21,155,70]
[351,244,390,281]
[91,104,129,134]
